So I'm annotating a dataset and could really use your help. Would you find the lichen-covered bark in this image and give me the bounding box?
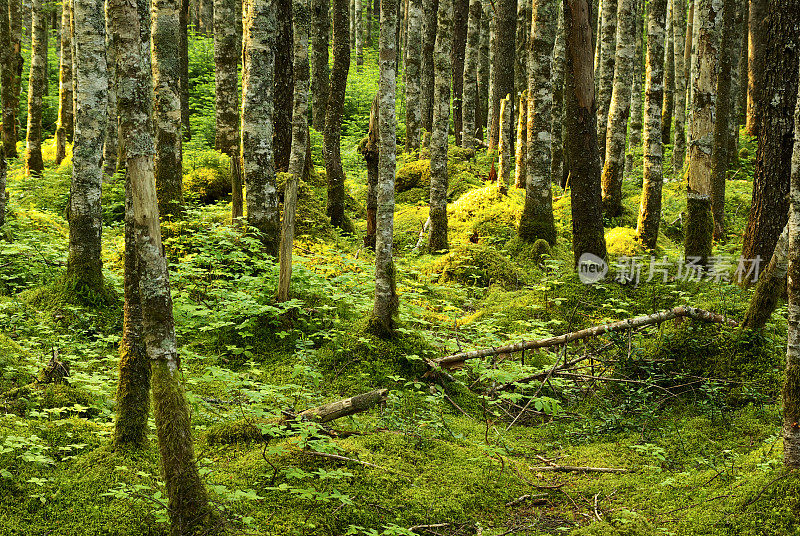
[741,0,800,265]
[8,0,22,159]
[784,61,800,469]
[513,91,526,188]
[362,94,379,249]
[594,0,617,160]
[180,0,190,140]
[274,0,293,171]
[599,0,636,217]
[623,0,643,179]
[515,0,529,113]
[742,223,788,330]
[461,0,480,150]
[355,0,363,70]
[660,0,674,146]
[241,0,280,253]
[518,0,556,243]
[311,0,330,130]
[634,0,667,250]
[488,0,515,151]
[486,3,495,138]
[564,0,607,265]
[477,0,490,139]
[1,0,21,159]
[420,0,438,132]
[726,0,745,169]
[277,0,310,303]
[550,1,565,187]
[405,0,423,151]
[745,0,766,136]
[24,0,46,176]
[369,0,399,335]
[428,0,453,252]
[54,0,73,166]
[103,7,119,178]
[65,0,107,299]
[325,0,352,231]
[451,0,468,146]
[497,94,513,192]
[671,0,688,172]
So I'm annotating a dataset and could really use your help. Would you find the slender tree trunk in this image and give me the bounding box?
[497,94,513,192]
[0,0,17,159]
[242,0,280,254]
[736,0,747,126]
[682,0,694,166]
[726,0,745,169]
[624,0,643,179]
[278,0,310,303]
[741,0,800,266]
[8,0,22,159]
[515,0,529,117]
[369,0,399,335]
[200,0,213,35]
[710,0,736,240]
[477,0,490,139]
[274,0,293,172]
[54,0,73,166]
[594,0,616,160]
[104,7,119,179]
[350,0,355,48]
[356,0,363,70]
[671,0,687,173]
[634,0,667,250]
[742,222,788,330]
[599,0,636,217]
[660,0,674,146]
[180,0,190,140]
[420,0,438,132]
[550,1,565,187]
[362,94,379,249]
[486,3,495,140]
[428,0,453,252]
[311,0,330,131]
[24,0,46,176]
[564,0,607,265]
[745,0,766,136]
[366,0,373,46]
[519,0,556,243]
[513,91,526,188]
[783,61,800,469]
[451,0,468,145]
[461,0,480,151]
[405,0,423,151]
[325,0,352,230]
[488,0,515,151]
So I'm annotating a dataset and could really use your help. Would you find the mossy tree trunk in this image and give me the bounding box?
[515,0,529,122]
[660,0,674,146]
[66,0,107,300]
[599,0,636,217]
[594,0,616,161]
[180,0,190,140]
[103,7,119,178]
[564,0,607,265]
[461,0,480,151]
[311,0,330,130]
[420,0,438,133]
[742,222,788,330]
[274,0,293,172]
[741,0,800,266]
[745,0,766,136]
[24,0,46,176]
[405,0,423,152]
[110,0,214,529]
[242,0,280,254]
[623,0,643,179]
[277,0,310,303]
[362,93,379,249]
[477,0,490,139]
[488,0,515,151]
[671,0,687,173]
[9,0,22,159]
[1,0,21,159]
[726,0,745,169]
[54,0,73,166]
[428,0,453,252]
[370,0,399,335]
[355,0,363,70]
[550,1,565,187]
[513,91,526,188]
[325,0,352,231]
[635,0,667,251]
[451,0,468,146]
[518,0,556,244]
[497,94,512,193]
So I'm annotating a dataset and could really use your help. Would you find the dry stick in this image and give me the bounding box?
[409,523,450,532]
[435,306,737,367]
[593,493,602,522]
[506,493,548,507]
[528,465,629,474]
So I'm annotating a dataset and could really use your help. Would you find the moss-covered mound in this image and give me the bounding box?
[605,226,645,257]
[184,166,232,204]
[449,185,523,246]
[206,419,265,445]
[0,334,35,393]
[428,243,527,288]
[394,159,484,205]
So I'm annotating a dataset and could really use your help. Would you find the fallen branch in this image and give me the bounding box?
[528,465,629,474]
[505,493,548,507]
[436,306,737,367]
[409,523,450,533]
[303,451,390,472]
[296,388,388,423]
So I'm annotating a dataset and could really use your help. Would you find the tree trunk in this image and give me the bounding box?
[514,0,529,120]
[497,94,513,192]
[103,7,119,179]
[311,0,330,131]
[325,0,352,231]
[477,0,490,139]
[369,0,399,335]
[594,0,616,161]
[405,0,423,151]
[671,0,687,173]
[350,0,355,48]
[741,0,800,266]
[725,0,744,169]
[420,0,438,132]
[277,0,310,303]
[783,61,800,469]
[242,0,280,254]
[355,0,363,70]
[200,0,213,35]
[24,0,46,176]
[9,0,22,159]
[362,93,379,249]
[461,0,480,150]
[428,0,453,252]
[735,0,747,126]
[660,0,674,146]
[274,0,293,172]
[488,0,515,151]
[624,0,643,179]
[180,0,190,140]
[0,0,8,216]
[486,3,495,140]
[710,0,736,241]
[564,0,606,265]
[451,0,468,146]
[745,0,766,136]
[599,0,636,217]
[634,0,667,250]
[742,222,788,330]
[54,0,73,166]
[366,0,373,46]
[550,1,565,187]
[513,91,526,188]
[0,0,16,159]
[518,0,556,243]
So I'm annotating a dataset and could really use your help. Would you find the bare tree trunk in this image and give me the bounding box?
[599,0,636,217]
[366,0,373,46]
[595,0,616,161]
[514,0,529,118]
[735,0,747,126]
[660,0,673,146]
[564,0,607,265]
[420,0,438,133]
[369,0,399,335]
[104,7,119,178]
[550,1,565,187]
[311,0,330,131]
[362,93,379,249]
[355,0,363,70]
[452,0,468,146]
[199,0,213,34]
[405,0,423,151]
[242,0,280,254]
[671,0,687,173]
[497,94,512,192]
[25,0,46,176]
[725,0,744,169]
[180,0,190,140]
[518,0,556,243]
[742,222,788,330]
[488,0,515,151]
[274,0,293,172]
[477,0,490,139]
[513,91,526,188]
[325,0,351,231]
[623,0,643,179]
[0,0,17,159]
[461,0,480,150]
[486,3,495,139]
[8,0,22,159]
[350,0,355,48]
[428,0,453,252]
[745,0,766,136]
[634,0,667,250]
[54,0,73,166]
[741,0,800,266]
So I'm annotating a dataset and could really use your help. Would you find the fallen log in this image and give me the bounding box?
[297,388,389,423]
[435,306,737,368]
[528,465,628,474]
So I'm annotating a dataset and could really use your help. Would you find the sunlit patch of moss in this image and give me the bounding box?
[605,227,645,257]
[426,243,527,289]
[448,184,524,247]
[205,419,265,445]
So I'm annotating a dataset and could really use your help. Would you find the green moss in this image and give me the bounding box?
[21,279,120,318]
[395,159,431,192]
[605,227,645,257]
[277,172,336,239]
[184,167,231,204]
[427,243,527,289]
[0,334,35,393]
[206,419,265,445]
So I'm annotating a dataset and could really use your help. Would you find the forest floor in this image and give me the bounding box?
[1,46,798,536]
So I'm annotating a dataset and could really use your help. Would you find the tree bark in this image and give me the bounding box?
[623,0,643,179]
[54,0,73,166]
[745,0,766,136]
[671,0,687,172]
[599,0,636,217]
[355,0,364,70]
[362,94,379,249]
[103,7,119,178]
[488,0,515,151]
[564,0,606,265]
[180,0,190,140]
[420,0,438,132]
[405,0,423,151]
[519,0,556,243]
[428,0,453,252]
[274,0,293,172]
[242,0,280,254]
[660,0,674,146]
[461,0,480,150]
[515,0,529,119]
[497,94,513,192]
[550,1,565,187]
[2,0,21,159]
[200,0,214,34]
[742,222,788,330]
[311,0,330,131]
[594,0,616,160]
[9,0,22,159]
[726,0,745,169]
[635,0,668,250]
[298,389,389,422]
[477,0,490,139]
[24,0,46,176]
[325,0,352,231]
[451,0,468,146]
[513,91,526,188]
